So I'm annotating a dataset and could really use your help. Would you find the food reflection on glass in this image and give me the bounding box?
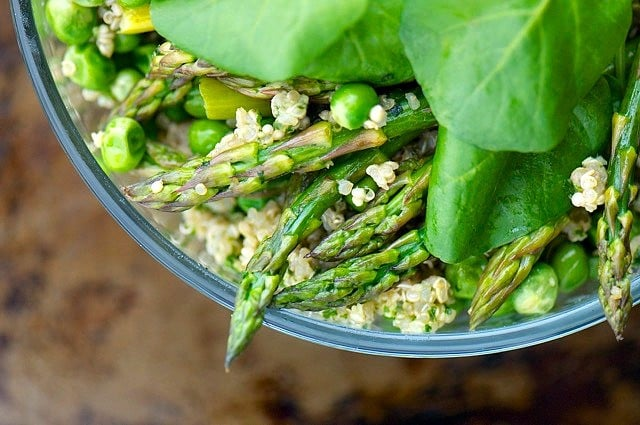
[43,0,638,367]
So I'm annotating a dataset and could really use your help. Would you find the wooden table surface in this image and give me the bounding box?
[2,3,640,424]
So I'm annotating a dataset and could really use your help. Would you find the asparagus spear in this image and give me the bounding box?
[125,88,436,212]
[112,43,227,121]
[597,44,640,340]
[468,216,568,330]
[124,122,387,211]
[150,42,337,101]
[114,77,193,122]
[310,158,433,261]
[272,228,430,310]
[224,131,429,368]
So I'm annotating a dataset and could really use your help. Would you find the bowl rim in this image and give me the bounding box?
[11,0,640,358]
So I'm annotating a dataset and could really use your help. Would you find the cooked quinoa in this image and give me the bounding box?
[307,275,457,333]
[158,87,459,334]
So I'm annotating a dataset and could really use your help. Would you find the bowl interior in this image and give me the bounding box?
[12,0,640,357]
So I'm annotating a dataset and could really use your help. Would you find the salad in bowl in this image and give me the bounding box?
[14,0,640,368]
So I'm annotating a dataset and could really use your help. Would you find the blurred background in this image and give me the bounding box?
[3,4,640,424]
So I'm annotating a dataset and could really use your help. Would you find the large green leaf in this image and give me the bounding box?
[401,0,629,152]
[150,0,367,81]
[301,1,413,85]
[150,0,412,85]
[425,79,612,263]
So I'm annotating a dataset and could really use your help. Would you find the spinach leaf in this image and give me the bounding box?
[150,0,412,85]
[425,79,612,263]
[150,0,368,81]
[401,0,629,152]
[301,0,413,85]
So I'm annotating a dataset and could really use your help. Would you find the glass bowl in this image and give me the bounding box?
[12,0,640,358]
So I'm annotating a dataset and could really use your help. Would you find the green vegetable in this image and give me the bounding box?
[273,229,430,310]
[300,1,413,85]
[125,123,389,211]
[184,84,209,119]
[113,34,142,54]
[111,68,143,102]
[493,296,515,317]
[188,119,231,155]
[124,88,437,211]
[589,256,599,281]
[132,44,157,74]
[226,136,418,368]
[63,44,117,91]
[119,0,150,7]
[46,0,96,45]
[401,0,630,152]
[426,78,612,263]
[237,197,269,213]
[550,242,590,293]
[162,104,189,122]
[469,216,568,329]
[145,141,187,169]
[310,159,432,261]
[199,78,271,120]
[72,0,103,6]
[511,263,559,315]
[150,0,412,84]
[597,43,640,340]
[330,83,379,130]
[101,117,147,172]
[445,256,487,300]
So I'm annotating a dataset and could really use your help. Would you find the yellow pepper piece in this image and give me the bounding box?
[119,5,155,35]
[199,77,272,120]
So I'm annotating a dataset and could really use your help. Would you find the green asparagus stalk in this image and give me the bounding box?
[150,42,337,101]
[597,44,640,340]
[468,216,568,330]
[125,88,437,212]
[310,159,433,261]
[272,228,430,310]
[113,77,193,121]
[224,131,427,369]
[124,122,387,211]
[111,42,227,121]
[144,141,189,169]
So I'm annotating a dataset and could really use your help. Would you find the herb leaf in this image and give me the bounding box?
[425,79,612,263]
[150,0,412,85]
[301,0,413,85]
[401,0,630,152]
[150,0,368,81]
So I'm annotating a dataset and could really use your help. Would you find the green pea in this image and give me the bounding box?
[63,44,116,91]
[188,119,231,155]
[46,0,96,45]
[550,242,590,293]
[113,33,141,54]
[511,263,559,315]
[110,68,143,102]
[132,44,156,74]
[330,83,379,130]
[444,256,487,300]
[493,296,515,317]
[117,0,150,7]
[101,117,146,172]
[184,85,208,118]
[237,197,269,213]
[72,0,103,6]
